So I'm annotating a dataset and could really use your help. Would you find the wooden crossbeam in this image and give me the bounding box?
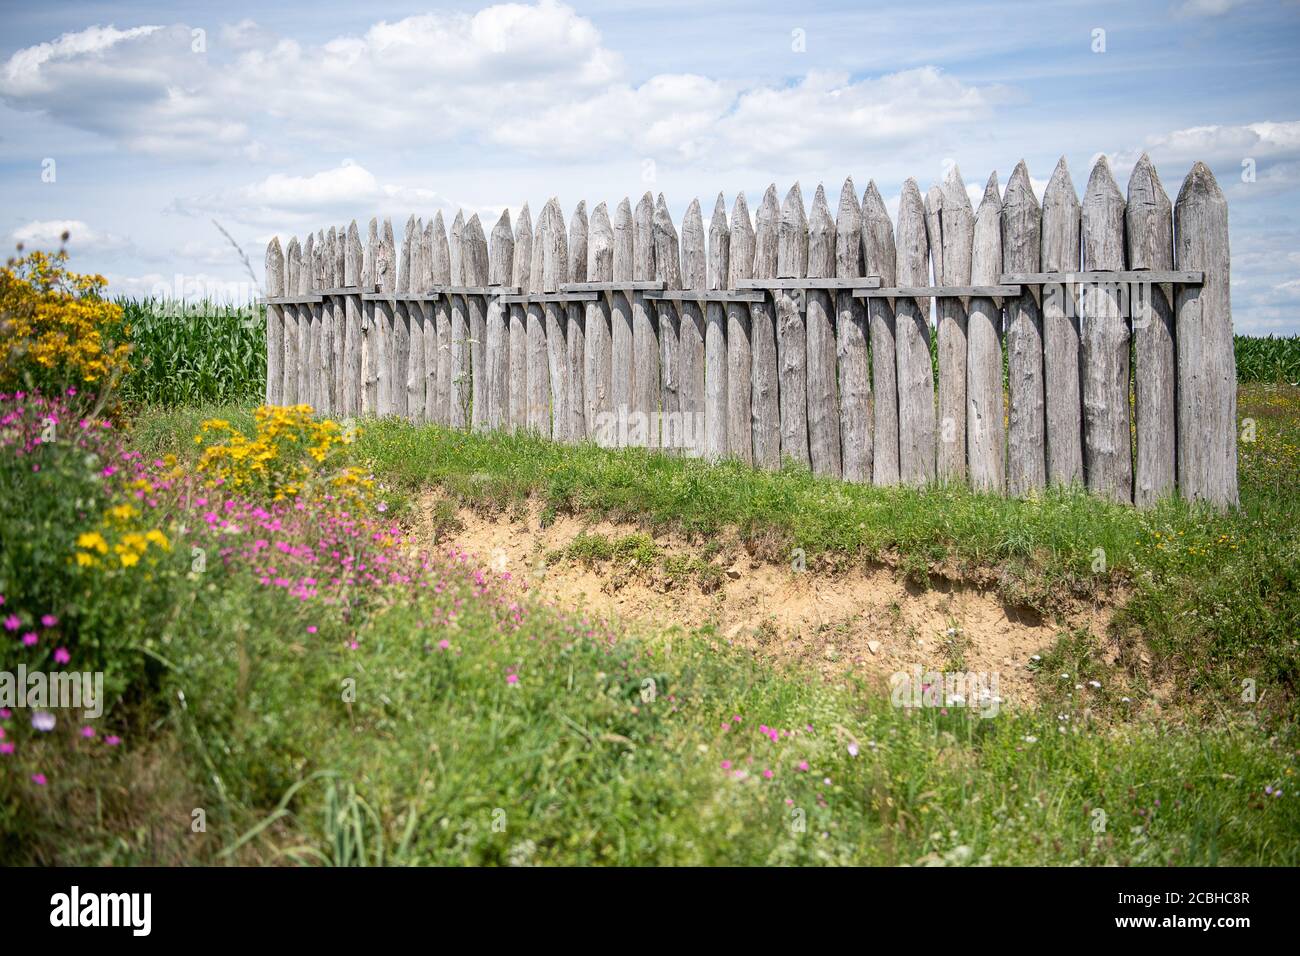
[736,276,883,291]
[852,285,1022,298]
[1000,270,1203,285]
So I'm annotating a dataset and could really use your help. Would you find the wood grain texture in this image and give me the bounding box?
[508,204,531,433]
[541,198,569,441]
[653,195,683,452]
[361,221,377,416]
[343,222,363,418]
[1001,161,1046,495]
[449,211,469,428]
[611,198,634,443]
[566,201,588,442]
[394,217,415,420]
[265,238,284,406]
[776,183,810,468]
[1126,153,1177,507]
[1174,161,1238,509]
[967,173,1006,493]
[835,178,870,483]
[527,205,550,437]
[334,223,347,412]
[1081,156,1132,503]
[300,232,316,411]
[463,213,490,431]
[894,179,937,485]
[378,222,400,417]
[633,192,659,448]
[727,192,755,464]
[936,166,973,482]
[750,185,781,469]
[430,212,452,425]
[406,218,427,423]
[585,202,614,443]
[1040,157,1084,486]
[283,236,301,406]
[486,209,514,431]
[679,197,708,456]
[806,184,841,477]
[419,219,437,422]
[862,181,899,486]
[705,194,730,461]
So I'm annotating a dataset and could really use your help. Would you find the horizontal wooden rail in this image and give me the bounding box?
[498,291,599,304]
[736,277,882,291]
[1000,270,1203,285]
[645,290,766,303]
[560,280,667,292]
[852,285,1022,298]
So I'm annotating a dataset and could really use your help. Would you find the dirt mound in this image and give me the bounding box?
[410,493,1116,708]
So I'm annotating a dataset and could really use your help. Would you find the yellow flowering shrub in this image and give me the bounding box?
[0,249,130,395]
[195,404,373,504]
[74,508,171,570]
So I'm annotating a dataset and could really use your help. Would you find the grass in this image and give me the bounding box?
[1235,334,1300,384]
[130,383,1300,729]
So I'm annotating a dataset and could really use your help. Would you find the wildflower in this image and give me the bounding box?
[797,761,809,772]
[0,743,12,755]
[720,760,732,770]
[847,742,860,758]
[437,639,450,651]
[506,673,519,685]
[22,632,37,646]
[31,712,55,732]
[53,647,70,664]
[104,735,121,746]
[31,773,47,786]
[2,614,18,631]
[306,625,318,634]
[40,614,57,627]
[81,726,96,739]
[763,769,774,779]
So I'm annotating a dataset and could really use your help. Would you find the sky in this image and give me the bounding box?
[2,0,1299,332]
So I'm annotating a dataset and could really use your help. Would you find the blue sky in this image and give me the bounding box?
[2,0,1299,332]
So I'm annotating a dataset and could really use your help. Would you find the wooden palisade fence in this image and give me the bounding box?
[262,154,1237,509]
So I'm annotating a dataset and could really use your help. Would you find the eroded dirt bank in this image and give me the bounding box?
[409,492,1118,707]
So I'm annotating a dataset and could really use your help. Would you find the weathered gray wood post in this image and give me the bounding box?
[862,182,899,486]
[632,192,659,448]
[311,230,326,412]
[777,183,810,468]
[486,209,514,431]
[360,220,377,416]
[895,179,937,485]
[1174,161,1237,509]
[392,217,415,420]
[1002,161,1045,495]
[508,205,531,433]
[806,184,841,478]
[283,236,301,405]
[526,206,551,437]
[1082,156,1132,503]
[321,227,339,415]
[705,194,730,461]
[611,198,635,444]
[835,178,870,483]
[967,173,1006,493]
[343,222,363,419]
[680,198,708,457]
[299,232,315,410]
[1127,154,1177,506]
[404,217,426,422]
[464,213,490,431]
[410,219,432,424]
[567,202,588,442]
[265,238,284,406]
[430,213,452,425]
[1041,157,1084,486]
[727,193,755,465]
[327,227,343,416]
[395,219,416,421]
[936,166,973,482]
[375,221,397,417]
[751,185,781,469]
[541,199,569,441]
[585,202,614,442]
[449,211,469,428]
[653,195,683,452]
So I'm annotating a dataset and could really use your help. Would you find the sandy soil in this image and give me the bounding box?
[410,492,1117,708]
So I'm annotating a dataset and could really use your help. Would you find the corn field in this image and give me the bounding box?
[1235,334,1300,384]
[118,298,265,406]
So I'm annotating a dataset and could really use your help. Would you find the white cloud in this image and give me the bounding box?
[11,219,131,255]
[0,6,1000,174]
